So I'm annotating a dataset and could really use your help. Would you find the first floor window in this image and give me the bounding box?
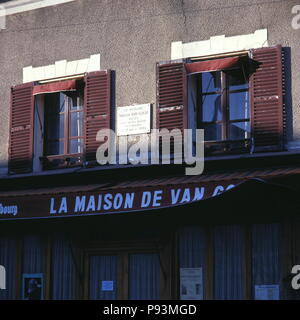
[188,58,251,155]
[9,71,112,174]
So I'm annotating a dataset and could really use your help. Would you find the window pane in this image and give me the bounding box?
[179,227,206,300]
[69,138,83,154]
[70,94,83,111]
[229,91,249,120]
[129,254,160,300]
[202,94,222,122]
[58,93,66,112]
[229,121,250,140]
[252,224,280,300]
[46,114,65,140]
[46,140,64,155]
[204,123,222,141]
[201,71,221,93]
[52,238,76,299]
[45,92,65,114]
[214,225,244,300]
[89,255,118,300]
[70,112,83,137]
[227,69,248,91]
[46,114,65,139]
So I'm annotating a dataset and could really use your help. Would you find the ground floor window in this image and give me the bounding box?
[178,223,281,300]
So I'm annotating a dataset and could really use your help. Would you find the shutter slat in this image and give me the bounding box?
[84,70,111,164]
[9,83,34,174]
[250,46,285,151]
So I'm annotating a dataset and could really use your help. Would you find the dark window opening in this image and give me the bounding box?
[43,85,84,169]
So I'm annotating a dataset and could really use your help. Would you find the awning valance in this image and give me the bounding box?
[185,56,240,74]
[33,79,77,96]
[0,165,299,221]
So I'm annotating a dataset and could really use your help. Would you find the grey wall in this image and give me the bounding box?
[0,0,299,172]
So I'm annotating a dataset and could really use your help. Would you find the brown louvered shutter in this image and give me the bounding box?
[9,82,34,174]
[250,45,285,152]
[156,61,187,132]
[84,70,111,164]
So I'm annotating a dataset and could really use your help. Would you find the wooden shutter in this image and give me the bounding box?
[8,82,34,174]
[84,70,111,164]
[250,45,285,152]
[156,61,187,132]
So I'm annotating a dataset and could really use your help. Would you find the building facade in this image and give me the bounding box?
[0,0,300,300]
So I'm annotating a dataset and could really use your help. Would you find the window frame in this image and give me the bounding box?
[193,62,251,154]
[42,86,85,170]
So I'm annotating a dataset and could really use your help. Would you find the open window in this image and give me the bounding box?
[156,46,285,157]
[40,81,84,169]
[9,71,111,174]
[188,57,251,155]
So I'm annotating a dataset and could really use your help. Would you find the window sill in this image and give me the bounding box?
[40,154,83,170]
[204,139,251,156]
[3,149,300,180]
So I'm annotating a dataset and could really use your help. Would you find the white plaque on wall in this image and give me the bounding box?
[116,104,151,136]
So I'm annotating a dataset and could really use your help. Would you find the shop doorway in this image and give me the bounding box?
[88,251,162,300]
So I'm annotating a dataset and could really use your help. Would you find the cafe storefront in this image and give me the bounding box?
[0,164,300,300]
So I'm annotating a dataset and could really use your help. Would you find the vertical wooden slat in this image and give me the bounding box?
[244,224,252,300]
[173,231,180,300]
[84,70,111,164]
[72,241,83,300]
[9,82,34,174]
[156,61,187,132]
[118,252,128,300]
[44,236,51,300]
[159,233,172,299]
[15,236,23,299]
[205,227,213,300]
[281,219,293,300]
[77,242,85,300]
[250,45,285,151]
[83,252,89,300]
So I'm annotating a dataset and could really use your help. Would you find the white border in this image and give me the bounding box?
[171,29,268,59]
[23,54,101,83]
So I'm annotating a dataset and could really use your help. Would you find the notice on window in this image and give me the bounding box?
[180,267,203,300]
[254,284,280,300]
[116,104,151,136]
[101,280,114,292]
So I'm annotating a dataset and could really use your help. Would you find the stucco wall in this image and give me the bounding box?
[0,0,299,172]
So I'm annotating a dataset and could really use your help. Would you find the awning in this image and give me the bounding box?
[185,56,240,74]
[33,79,77,95]
[0,165,299,221]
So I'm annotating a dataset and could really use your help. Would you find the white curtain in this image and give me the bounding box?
[179,227,206,268]
[89,255,118,300]
[0,237,16,300]
[129,253,160,300]
[51,237,75,300]
[252,223,280,298]
[23,235,44,274]
[214,225,244,300]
